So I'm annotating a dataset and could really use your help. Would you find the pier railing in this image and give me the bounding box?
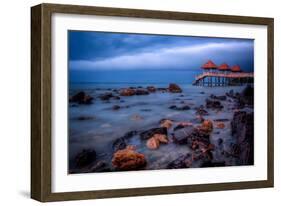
[195,72,254,81]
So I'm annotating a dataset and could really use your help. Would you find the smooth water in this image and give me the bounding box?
[68,82,249,173]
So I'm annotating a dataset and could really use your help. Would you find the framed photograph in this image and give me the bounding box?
[31,3,274,202]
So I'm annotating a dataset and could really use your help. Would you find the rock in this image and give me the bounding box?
[99,92,113,101]
[75,149,96,168]
[198,120,213,135]
[172,126,194,144]
[231,111,254,165]
[166,153,192,169]
[169,105,190,111]
[160,119,173,129]
[140,127,167,140]
[168,83,182,93]
[210,94,227,101]
[70,91,94,104]
[130,114,143,121]
[195,105,209,115]
[112,146,147,170]
[112,138,127,152]
[140,109,152,112]
[200,91,205,94]
[215,122,225,129]
[119,88,136,96]
[205,99,223,110]
[90,161,111,172]
[135,89,149,95]
[112,105,121,110]
[147,86,156,93]
[146,137,160,150]
[153,134,169,144]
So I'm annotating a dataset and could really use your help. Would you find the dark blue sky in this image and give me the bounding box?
[68,31,254,73]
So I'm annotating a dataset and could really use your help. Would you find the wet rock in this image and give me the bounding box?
[90,161,111,172]
[160,119,173,129]
[198,120,213,135]
[99,92,113,101]
[214,118,229,122]
[172,126,194,144]
[231,111,254,165]
[119,88,136,96]
[147,86,156,93]
[168,83,182,93]
[135,89,149,95]
[112,138,127,152]
[200,91,205,94]
[153,134,169,144]
[112,105,121,110]
[167,153,192,169]
[146,137,160,150]
[169,105,190,111]
[75,149,96,168]
[215,122,225,129]
[210,94,227,101]
[195,105,209,115]
[70,91,94,104]
[206,99,223,110]
[112,146,147,170]
[140,127,167,140]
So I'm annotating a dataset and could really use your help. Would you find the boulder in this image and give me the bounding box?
[70,91,94,104]
[147,86,156,92]
[205,99,223,110]
[215,122,225,129]
[75,149,96,168]
[146,137,160,150]
[198,119,213,135]
[112,146,146,170]
[140,127,167,140]
[135,89,149,95]
[99,92,113,101]
[160,119,173,129]
[168,83,182,93]
[231,111,254,165]
[119,88,136,96]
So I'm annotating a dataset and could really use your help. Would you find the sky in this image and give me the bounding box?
[68,31,254,83]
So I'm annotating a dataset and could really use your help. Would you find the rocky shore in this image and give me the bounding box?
[68,83,254,173]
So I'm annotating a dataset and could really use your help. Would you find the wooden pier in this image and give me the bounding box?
[192,72,254,86]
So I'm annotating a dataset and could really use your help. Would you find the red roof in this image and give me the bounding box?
[218,63,230,71]
[231,65,242,72]
[201,60,217,69]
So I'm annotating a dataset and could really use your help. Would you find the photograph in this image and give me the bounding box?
[68,30,254,174]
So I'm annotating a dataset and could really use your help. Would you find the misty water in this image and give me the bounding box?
[68,82,251,173]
